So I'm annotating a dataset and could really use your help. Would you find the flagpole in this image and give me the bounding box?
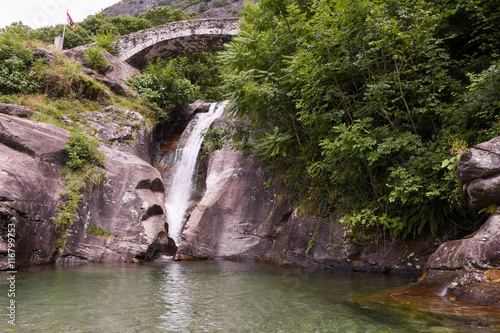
[61,9,68,49]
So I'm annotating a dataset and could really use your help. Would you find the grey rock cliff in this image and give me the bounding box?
[0,113,68,268]
[0,109,175,269]
[62,143,176,262]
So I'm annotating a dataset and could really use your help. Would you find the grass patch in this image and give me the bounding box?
[86,226,112,237]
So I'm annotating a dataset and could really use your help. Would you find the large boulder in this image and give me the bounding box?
[426,214,500,271]
[0,115,68,268]
[457,136,500,209]
[183,100,212,118]
[0,103,37,118]
[404,213,500,310]
[0,113,68,164]
[63,45,140,82]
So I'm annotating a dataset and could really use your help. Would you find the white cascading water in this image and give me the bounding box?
[164,101,228,245]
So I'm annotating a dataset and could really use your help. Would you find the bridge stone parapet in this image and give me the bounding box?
[116,18,241,69]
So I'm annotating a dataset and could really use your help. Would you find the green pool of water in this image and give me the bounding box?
[0,261,497,332]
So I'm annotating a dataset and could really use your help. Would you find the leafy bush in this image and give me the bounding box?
[144,5,196,25]
[93,30,118,55]
[172,52,225,102]
[214,0,227,7]
[65,129,106,171]
[0,32,39,94]
[127,59,197,113]
[83,46,110,73]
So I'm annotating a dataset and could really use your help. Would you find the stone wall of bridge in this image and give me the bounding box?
[116,18,240,69]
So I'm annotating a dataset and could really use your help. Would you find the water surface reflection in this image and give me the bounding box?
[0,261,497,332]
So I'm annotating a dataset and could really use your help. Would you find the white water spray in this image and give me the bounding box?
[164,101,228,245]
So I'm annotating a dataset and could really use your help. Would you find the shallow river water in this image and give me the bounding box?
[0,261,498,332]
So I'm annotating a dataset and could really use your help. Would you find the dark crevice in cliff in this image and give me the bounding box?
[144,231,177,261]
[141,204,164,221]
[136,178,165,192]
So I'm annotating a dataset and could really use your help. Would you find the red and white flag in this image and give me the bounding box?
[67,11,75,28]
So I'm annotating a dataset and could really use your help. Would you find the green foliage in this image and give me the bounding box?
[218,0,498,243]
[305,221,322,255]
[35,56,109,100]
[0,32,39,94]
[170,52,225,102]
[54,129,106,252]
[143,5,196,26]
[458,65,500,143]
[64,130,106,171]
[86,226,112,237]
[127,58,198,113]
[214,0,227,8]
[83,46,110,73]
[93,30,118,55]
[479,204,499,215]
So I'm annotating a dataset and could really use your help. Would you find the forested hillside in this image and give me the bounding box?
[101,0,252,19]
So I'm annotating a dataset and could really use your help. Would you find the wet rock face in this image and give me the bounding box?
[183,99,212,118]
[178,146,431,273]
[179,147,281,260]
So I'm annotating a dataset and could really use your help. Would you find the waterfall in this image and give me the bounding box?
[163,101,228,245]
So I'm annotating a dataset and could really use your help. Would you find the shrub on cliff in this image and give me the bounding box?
[83,45,110,73]
[55,129,106,251]
[127,59,198,113]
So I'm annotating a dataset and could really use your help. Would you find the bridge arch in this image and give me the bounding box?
[116,18,240,69]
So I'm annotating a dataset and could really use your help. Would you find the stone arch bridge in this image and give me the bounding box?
[116,18,240,69]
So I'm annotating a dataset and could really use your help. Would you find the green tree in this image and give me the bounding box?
[93,30,118,55]
[143,6,196,26]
